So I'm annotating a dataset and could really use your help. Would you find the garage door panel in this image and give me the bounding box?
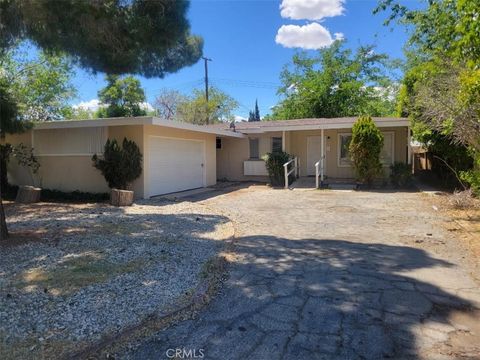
[148,137,205,196]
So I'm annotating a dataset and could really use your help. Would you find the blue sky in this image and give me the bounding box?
[71,0,413,119]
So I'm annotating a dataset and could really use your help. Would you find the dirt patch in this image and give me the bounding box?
[429,194,480,277]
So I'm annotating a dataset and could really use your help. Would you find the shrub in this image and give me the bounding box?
[41,189,110,203]
[390,162,413,187]
[349,115,384,186]
[262,151,292,187]
[92,138,142,190]
[460,169,480,196]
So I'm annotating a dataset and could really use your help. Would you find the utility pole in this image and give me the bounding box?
[202,57,212,124]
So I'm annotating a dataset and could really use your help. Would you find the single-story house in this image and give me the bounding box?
[4,116,411,198]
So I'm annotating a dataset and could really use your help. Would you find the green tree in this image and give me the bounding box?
[0,0,203,78]
[0,46,76,122]
[376,0,480,193]
[0,0,203,238]
[177,87,238,124]
[0,81,20,238]
[271,41,398,120]
[92,138,142,190]
[248,99,261,122]
[97,75,147,118]
[349,116,384,185]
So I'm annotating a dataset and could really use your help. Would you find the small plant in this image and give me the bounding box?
[92,138,142,190]
[460,169,480,197]
[390,162,413,188]
[349,115,384,186]
[1,143,40,187]
[262,151,292,187]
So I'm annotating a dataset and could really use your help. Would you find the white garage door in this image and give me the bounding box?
[148,137,205,196]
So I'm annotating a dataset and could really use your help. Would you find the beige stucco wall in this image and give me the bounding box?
[6,124,217,199]
[5,125,145,196]
[143,125,216,197]
[216,131,283,182]
[217,127,408,181]
[289,127,407,179]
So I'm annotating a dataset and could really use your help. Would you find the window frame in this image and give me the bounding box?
[249,137,260,159]
[337,132,353,168]
[271,136,283,154]
[337,131,396,168]
[216,137,222,150]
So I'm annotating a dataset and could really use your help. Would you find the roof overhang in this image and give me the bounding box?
[237,118,410,134]
[32,116,245,138]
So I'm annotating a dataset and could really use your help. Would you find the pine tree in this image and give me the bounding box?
[254,99,261,121]
[248,110,255,122]
[248,100,261,122]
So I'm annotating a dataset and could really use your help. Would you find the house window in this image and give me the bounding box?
[34,127,107,156]
[381,132,395,165]
[249,138,259,159]
[272,137,282,153]
[338,133,352,166]
[216,137,222,149]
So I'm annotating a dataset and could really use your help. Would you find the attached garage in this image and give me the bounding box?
[4,117,245,199]
[147,137,206,197]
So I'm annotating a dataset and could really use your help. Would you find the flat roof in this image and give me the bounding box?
[207,117,409,134]
[31,116,409,137]
[32,116,245,138]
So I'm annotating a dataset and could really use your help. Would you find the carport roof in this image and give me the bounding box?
[207,117,409,134]
[32,116,245,138]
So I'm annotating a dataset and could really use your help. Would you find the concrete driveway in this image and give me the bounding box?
[128,186,480,360]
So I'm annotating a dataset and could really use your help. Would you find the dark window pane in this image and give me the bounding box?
[249,138,259,159]
[272,137,282,153]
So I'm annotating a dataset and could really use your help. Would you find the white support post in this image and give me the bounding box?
[284,163,289,189]
[320,128,325,182]
[315,162,320,189]
[294,157,298,178]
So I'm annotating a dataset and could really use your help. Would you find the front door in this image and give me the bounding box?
[306,136,326,176]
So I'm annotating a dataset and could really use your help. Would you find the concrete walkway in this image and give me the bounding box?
[128,186,480,360]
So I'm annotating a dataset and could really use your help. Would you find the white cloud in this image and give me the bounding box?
[234,115,247,122]
[72,99,102,111]
[275,23,343,50]
[72,99,154,113]
[140,102,154,112]
[280,0,345,21]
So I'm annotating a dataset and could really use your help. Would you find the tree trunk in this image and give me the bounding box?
[0,161,8,239]
[16,185,41,204]
[0,198,8,240]
[111,189,134,206]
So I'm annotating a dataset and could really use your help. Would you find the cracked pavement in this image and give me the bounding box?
[126,186,480,359]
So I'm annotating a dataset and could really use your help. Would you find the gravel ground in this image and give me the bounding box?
[0,199,233,359]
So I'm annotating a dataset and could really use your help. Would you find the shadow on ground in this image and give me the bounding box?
[129,235,477,360]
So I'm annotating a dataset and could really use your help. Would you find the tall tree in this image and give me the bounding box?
[0,1,203,78]
[154,89,188,120]
[97,75,147,118]
[254,100,261,121]
[0,0,203,238]
[0,80,21,239]
[177,87,239,124]
[376,0,480,193]
[248,100,261,121]
[0,47,76,122]
[271,41,398,120]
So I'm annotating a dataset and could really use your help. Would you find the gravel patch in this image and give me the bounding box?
[0,199,233,359]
